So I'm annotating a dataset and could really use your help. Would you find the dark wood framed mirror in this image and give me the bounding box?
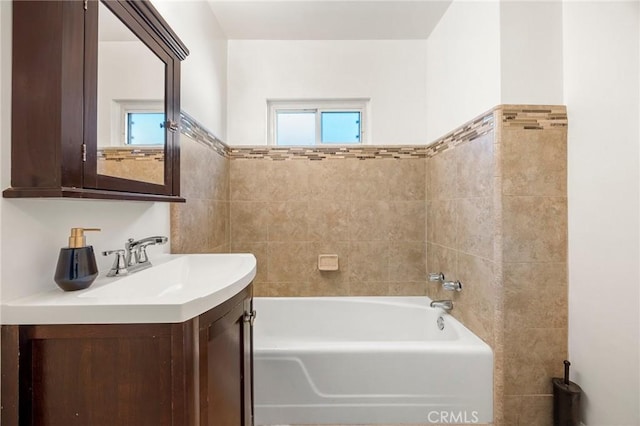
[4,0,188,202]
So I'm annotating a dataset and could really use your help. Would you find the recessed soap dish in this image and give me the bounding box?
[318,254,339,271]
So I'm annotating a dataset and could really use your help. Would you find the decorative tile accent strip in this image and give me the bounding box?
[180,111,229,158]
[500,105,568,130]
[177,104,567,161]
[425,104,567,159]
[228,145,430,161]
[425,112,495,158]
[98,147,164,162]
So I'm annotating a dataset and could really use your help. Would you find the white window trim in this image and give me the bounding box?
[110,99,164,147]
[267,99,370,146]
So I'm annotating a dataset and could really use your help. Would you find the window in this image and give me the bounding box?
[126,112,165,145]
[110,100,165,147]
[268,99,369,145]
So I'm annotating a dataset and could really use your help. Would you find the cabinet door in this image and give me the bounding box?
[83,0,182,197]
[199,297,253,426]
[0,323,189,426]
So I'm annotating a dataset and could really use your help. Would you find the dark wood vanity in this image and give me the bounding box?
[1,285,254,426]
[4,0,188,202]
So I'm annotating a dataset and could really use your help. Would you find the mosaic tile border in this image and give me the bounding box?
[423,104,567,159]
[228,145,430,161]
[180,111,228,158]
[500,105,568,130]
[176,104,567,161]
[425,112,495,158]
[98,147,164,162]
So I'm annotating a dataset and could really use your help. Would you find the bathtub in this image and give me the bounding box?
[253,297,493,425]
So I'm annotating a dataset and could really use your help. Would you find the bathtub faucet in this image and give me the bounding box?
[430,300,453,311]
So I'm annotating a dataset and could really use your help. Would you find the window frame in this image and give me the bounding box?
[267,99,370,146]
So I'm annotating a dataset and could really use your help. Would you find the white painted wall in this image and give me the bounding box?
[0,199,170,302]
[500,0,564,105]
[0,1,227,302]
[426,0,501,142]
[0,3,171,299]
[152,0,228,139]
[563,1,640,425]
[227,40,428,145]
[426,2,639,423]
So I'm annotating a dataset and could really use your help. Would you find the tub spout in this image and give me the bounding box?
[430,300,453,311]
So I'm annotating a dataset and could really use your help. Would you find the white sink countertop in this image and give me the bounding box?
[1,253,257,325]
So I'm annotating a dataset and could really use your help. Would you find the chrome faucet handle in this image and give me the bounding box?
[133,236,168,264]
[125,238,140,267]
[442,280,463,292]
[102,249,129,277]
[138,245,150,264]
[428,272,445,282]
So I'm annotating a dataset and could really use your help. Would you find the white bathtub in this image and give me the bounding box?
[253,297,493,425]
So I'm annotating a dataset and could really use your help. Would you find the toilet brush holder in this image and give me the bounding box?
[552,360,582,426]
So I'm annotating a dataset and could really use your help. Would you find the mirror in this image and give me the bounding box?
[96,1,166,186]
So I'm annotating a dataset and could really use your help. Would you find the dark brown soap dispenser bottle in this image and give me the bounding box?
[54,228,101,291]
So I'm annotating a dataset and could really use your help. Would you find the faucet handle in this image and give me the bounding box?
[102,249,125,256]
[102,249,128,277]
[428,272,445,282]
[138,245,150,263]
[442,280,463,292]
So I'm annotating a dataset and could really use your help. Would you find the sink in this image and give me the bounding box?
[80,254,254,300]
[1,253,257,325]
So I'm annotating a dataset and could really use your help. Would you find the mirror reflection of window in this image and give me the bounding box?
[127,112,166,145]
[96,1,166,185]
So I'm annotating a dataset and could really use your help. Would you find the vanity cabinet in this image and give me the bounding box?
[4,0,188,202]
[1,285,254,426]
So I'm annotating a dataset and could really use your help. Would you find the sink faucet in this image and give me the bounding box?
[125,236,168,269]
[430,300,453,311]
[103,236,168,277]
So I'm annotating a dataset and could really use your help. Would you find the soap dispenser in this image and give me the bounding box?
[54,228,100,291]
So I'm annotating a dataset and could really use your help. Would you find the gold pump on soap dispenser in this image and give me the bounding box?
[54,228,101,291]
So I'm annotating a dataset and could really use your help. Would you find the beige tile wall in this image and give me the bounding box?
[170,105,567,426]
[229,158,427,297]
[97,157,164,185]
[426,105,568,426]
[499,110,568,426]
[426,130,499,426]
[426,131,497,346]
[170,134,230,254]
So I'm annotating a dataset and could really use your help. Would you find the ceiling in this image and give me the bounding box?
[206,0,453,40]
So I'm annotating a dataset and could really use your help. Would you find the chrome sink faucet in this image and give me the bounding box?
[125,236,168,269]
[103,236,168,277]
